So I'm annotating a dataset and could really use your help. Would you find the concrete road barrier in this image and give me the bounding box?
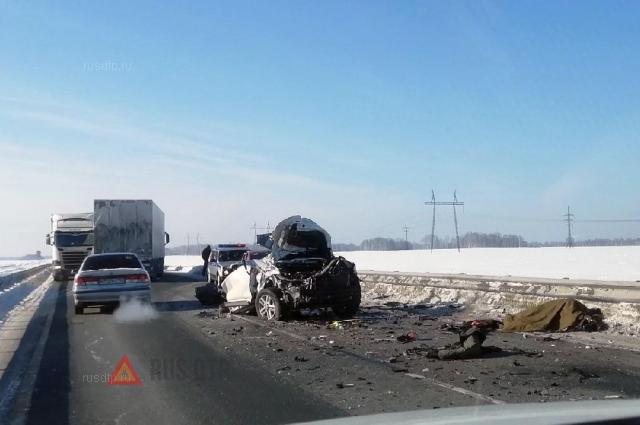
[358,270,640,334]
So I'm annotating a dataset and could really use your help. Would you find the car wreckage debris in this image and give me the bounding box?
[190,294,638,408]
[396,331,417,343]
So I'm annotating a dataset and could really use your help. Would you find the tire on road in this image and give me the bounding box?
[74,304,84,315]
[195,283,222,306]
[332,275,361,319]
[255,288,284,321]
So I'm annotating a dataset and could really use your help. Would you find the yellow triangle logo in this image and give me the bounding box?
[108,355,142,385]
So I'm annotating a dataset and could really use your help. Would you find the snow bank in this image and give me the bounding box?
[338,246,640,282]
[165,255,203,268]
[358,271,640,335]
[164,255,204,275]
[0,259,50,278]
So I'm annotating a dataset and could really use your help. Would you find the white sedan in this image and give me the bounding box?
[73,253,151,314]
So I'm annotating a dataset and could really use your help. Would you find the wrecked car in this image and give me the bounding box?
[199,216,361,321]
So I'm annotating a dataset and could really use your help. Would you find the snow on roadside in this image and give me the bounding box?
[164,255,204,275]
[338,246,640,282]
[0,259,49,278]
[167,247,640,282]
[0,271,52,325]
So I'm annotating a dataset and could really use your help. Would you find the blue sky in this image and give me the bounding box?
[1,0,639,255]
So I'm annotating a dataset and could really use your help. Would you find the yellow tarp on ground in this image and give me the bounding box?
[502,299,597,332]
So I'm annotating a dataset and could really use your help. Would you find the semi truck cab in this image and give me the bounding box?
[46,213,94,281]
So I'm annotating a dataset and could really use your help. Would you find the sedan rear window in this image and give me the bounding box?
[82,254,142,271]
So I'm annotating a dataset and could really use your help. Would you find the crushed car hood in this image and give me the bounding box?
[270,216,332,263]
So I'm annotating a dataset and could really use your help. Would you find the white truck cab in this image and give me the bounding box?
[46,213,94,281]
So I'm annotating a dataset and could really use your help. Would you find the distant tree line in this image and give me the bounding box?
[163,234,640,255]
[528,237,640,248]
[332,233,640,251]
[332,232,526,251]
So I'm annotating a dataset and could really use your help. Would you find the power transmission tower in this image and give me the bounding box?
[424,190,465,252]
[186,233,190,255]
[402,225,410,249]
[429,191,436,251]
[250,222,272,244]
[453,191,461,251]
[564,206,575,248]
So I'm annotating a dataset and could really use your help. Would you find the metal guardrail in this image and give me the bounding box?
[357,270,640,304]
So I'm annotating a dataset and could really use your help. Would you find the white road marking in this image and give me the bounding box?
[229,314,506,405]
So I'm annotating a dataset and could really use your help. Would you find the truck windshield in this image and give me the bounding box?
[218,250,246,262]
[54,232,94,247]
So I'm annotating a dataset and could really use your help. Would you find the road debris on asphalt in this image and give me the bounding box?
[328,321,344,330]
[405,373,426,379]
[191,296,640,411]
[396,331,417,343]
[336,383,355,388]
[197,310,218,319]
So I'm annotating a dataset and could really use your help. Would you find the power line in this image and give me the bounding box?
[425,190,465,252]
[250,221,272,244]
[464,213,640,223]
[576,219,640,223]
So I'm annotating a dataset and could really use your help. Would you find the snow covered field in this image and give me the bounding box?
[167,246,640,282]
[337,246,640,282]
[0,259,49,278]
[164,255,204,275]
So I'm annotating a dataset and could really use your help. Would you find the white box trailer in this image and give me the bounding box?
[93,200,170,278]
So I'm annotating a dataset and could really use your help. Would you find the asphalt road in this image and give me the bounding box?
[2,273,343,425]
[3,271,640,425]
